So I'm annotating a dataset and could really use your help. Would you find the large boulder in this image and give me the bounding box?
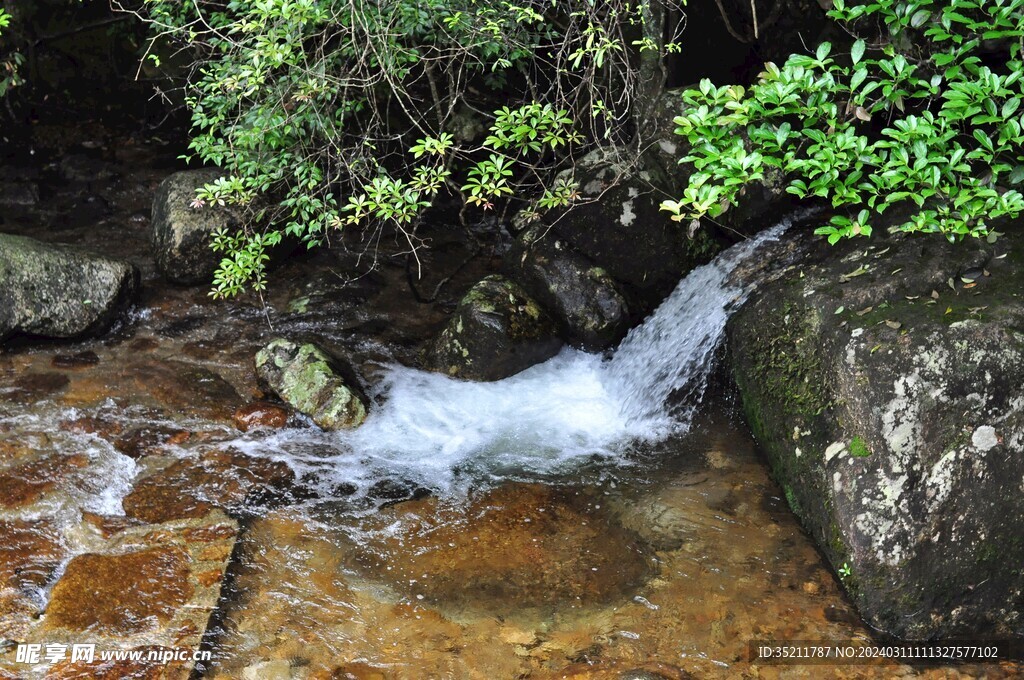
[151,169,241,285]
[425,275,563,381]
[254,338,368,430]
[728,222,1024,639]
[0,233,139,342]
[506,225,631,351]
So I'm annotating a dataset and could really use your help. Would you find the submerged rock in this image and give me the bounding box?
[728,223,1024,639]
[130,359,242,422]
[0,233,139,342]
[350,483,654,614]
[46,546,194,635]
[506,226,631,351]
[0,453,89,510]
[34,510,238,676]
[255,338,368,430]
[233,401,290,432]
[151,168,241,285]
[122,448,295,523]
[0,519,65,641]
[425,275,562,381]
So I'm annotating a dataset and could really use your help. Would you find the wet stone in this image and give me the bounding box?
[81,512,146,539]
[0,181,39,208]
[59,414,124,439]
[254,339,368,430]
[130,360,241,421]
[113,425,191,460]
[46,646,190,679]
[3,372,70,402]
[232,401,290,432]
[0,519,65,592]
[5,510,242,679]
[51,350,100,369]
[351,483,654,614]
[538,663,694,680]
[44,546,194,635]
[0,453,89,509]
[129,337,160,352]
[121,449,295,523]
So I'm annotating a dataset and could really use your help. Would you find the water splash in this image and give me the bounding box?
[231,218,792,499]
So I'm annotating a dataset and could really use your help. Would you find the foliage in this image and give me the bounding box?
[0,6,24,97]
[661,0,1024,244]
[128,0,686,297]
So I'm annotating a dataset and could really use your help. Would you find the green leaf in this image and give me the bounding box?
[850,40,866,65]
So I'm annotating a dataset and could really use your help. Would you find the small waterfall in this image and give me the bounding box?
[229,219,792,497]
[604,219,790,428]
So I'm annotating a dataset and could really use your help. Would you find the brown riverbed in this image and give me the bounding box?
[0,123,1018,679]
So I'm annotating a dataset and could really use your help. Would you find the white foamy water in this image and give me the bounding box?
[232,220,791,498]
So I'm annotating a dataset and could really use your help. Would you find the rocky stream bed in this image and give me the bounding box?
[0,119,1022,680]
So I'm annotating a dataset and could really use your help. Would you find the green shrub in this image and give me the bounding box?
[0,7,24,97]
[661,0,1024,244]
[135,0,686,297]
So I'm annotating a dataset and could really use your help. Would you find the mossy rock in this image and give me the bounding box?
[728,221,1024,639]
[425,275,563,382]
[0,233,139,342]
[505,226,632,351]
[151,169,239,285]
[255,338,368,430]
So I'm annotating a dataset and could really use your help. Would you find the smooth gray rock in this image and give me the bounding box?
[151,169,240,285]
[0,233,139,342]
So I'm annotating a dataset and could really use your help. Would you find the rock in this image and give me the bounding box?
[728,223,1024,639]
[45,546,194,635]
[350,483,654,613]
[151,169,241,285]
[536,663,693,680]
[541,147,724,310]
[130,360,242,422]
[113,425,192,459]
[122,448,295,523]
[233,401,290,432]
[506,226,631,351]
[0,182,39,208]
[51,350,100,369]
[425,275,563,381]
[0,453,89,510]
[3,371,70,402]
[31,510,238,677]
[254,339,368,430]
[0,233,139,342]
[0,519,65,593]
[46,647,191,679]
[59,153,117,183]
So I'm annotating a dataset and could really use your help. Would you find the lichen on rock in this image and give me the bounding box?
[728,223,1024,639]
[255,338,368,429]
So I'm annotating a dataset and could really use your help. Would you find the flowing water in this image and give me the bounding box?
[0,131,1016,678]
[226,223,789,505]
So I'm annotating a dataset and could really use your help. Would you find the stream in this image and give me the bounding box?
[0,127,1014,679]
